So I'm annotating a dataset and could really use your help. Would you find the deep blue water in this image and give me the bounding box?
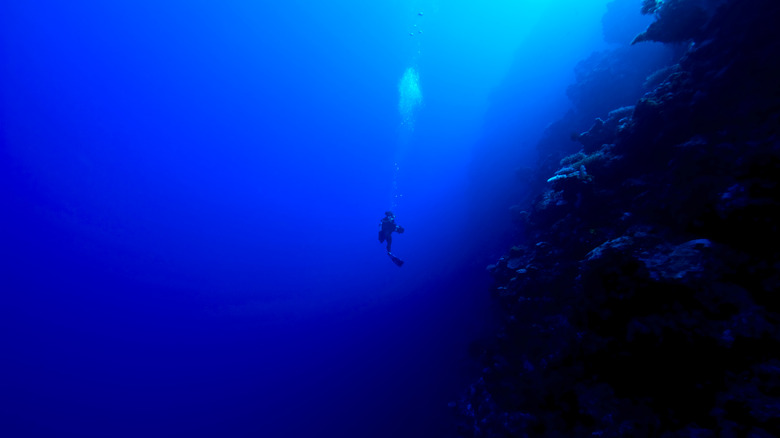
[1,1,646,436]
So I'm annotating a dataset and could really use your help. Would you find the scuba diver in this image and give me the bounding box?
[378,211,405,266]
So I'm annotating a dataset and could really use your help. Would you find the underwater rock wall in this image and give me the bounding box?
[458,0,780,436]
[528,40,676,209]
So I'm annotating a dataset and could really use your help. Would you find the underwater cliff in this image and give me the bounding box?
[3,0,779,436]
[458,0,780,436]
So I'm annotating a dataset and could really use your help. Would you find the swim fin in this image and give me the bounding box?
[388,252,404,267]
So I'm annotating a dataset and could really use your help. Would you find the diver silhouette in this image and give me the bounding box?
[378,211,405,266]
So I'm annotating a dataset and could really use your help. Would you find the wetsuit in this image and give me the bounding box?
[378,217,398,252]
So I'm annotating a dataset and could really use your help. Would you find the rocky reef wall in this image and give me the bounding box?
[457,0,780,436]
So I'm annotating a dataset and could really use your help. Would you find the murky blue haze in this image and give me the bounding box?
[2,1,647,436]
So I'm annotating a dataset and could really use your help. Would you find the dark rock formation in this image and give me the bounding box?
[458,0,780,436]
[529,40,675,211]
[632,0,723,45]
[602,0,654,45]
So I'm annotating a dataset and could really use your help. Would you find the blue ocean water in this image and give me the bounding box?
[1,1,649,436]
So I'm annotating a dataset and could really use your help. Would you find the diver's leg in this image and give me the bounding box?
[386,234,392,252]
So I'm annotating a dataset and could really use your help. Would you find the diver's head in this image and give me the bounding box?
[385,210,394,217]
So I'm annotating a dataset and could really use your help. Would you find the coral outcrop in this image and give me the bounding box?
[458,0,780,436]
